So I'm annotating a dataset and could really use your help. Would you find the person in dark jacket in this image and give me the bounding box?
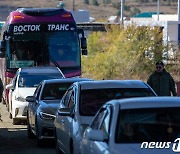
[147,61,177,96]
[0,78,3,102]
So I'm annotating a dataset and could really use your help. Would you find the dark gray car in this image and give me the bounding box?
[26,78,92,146]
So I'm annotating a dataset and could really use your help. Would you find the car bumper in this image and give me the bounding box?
[37,116,55,139]
[12,100,28,119]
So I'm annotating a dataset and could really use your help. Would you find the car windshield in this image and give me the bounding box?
[115,107,180,143]
[18,74,63,87]
[80,88,155,116]
[41,83,73,100]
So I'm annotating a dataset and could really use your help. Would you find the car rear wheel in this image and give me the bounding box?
[12,118,20,125]
[9,113,12,119]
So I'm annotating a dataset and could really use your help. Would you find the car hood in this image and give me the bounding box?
[110,144,175,154]
[40,100,60,115]
[18,87,36,98]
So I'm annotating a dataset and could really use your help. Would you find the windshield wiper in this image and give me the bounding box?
[49,54,62,70]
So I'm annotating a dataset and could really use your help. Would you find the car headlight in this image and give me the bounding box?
[15,95,26,102]
[39,112,55,120]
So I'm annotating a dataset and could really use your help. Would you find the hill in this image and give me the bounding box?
[0,0,178,21]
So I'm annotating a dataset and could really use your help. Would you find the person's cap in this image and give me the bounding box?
[156,61,164,66]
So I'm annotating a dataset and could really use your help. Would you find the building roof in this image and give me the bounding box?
[134,12,162,18]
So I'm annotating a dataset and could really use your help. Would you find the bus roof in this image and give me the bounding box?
[6,8,75,25]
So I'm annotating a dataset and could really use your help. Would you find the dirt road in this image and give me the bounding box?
[0,102,55,154]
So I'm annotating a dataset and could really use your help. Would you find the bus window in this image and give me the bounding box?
[8,41,43,68]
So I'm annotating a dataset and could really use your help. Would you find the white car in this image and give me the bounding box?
[6,66,64,125]
[80,97,180,154]
[54,80,157,154]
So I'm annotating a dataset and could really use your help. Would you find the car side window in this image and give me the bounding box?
[68,91,74,108]
[91,108,107,130]
[63,89,73,107]
[34,84,42,100]
[99,107,112,140]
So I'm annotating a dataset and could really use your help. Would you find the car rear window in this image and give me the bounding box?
[115,107,180,143]
[79,88,155,116]
[18,74,63,87]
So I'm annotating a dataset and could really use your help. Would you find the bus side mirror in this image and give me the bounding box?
[0,40,6,58]
[81,38,88,55]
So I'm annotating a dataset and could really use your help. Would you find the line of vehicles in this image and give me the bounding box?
[0,6,180,154]
[4,67,180,154]
[0,6,88,110]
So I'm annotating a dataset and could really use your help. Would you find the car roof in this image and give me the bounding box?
[18,67,64,75]
[107,97,180,109]
[76,80,149,89]
[42,78,93,84]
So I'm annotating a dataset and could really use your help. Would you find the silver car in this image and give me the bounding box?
[26,78,92,146]
[81,97,180,154]
[54,80,157,154]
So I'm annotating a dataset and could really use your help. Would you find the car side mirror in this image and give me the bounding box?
[86,128,104,141]
[5,83,13,90]
[58,107,74,117]
[26,96,36,102]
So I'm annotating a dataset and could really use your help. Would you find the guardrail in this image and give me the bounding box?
[77,22,120,32]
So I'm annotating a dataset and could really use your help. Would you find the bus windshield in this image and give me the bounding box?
[7,30,80,70]
[47,31,80,67]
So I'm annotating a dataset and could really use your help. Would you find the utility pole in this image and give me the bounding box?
[157,0,160,21]
[73,0,75,11]
[178,0,180,42]
[120,0,124,24]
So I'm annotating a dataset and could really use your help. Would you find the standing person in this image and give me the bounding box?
[147,61,177,96]
[0,78,3,102]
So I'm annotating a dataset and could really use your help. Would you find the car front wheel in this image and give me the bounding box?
[55,130,63,154]
[27,115,34,138]
[35,121,43,147]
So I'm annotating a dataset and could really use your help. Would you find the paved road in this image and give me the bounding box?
[0,102,55,154]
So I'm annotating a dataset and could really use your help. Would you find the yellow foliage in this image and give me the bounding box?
[82,25,168,80]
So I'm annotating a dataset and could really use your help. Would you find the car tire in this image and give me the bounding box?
[70,140,74,154]
[27,117,34,138]
[35,121,43,147]
[55,130,63,154]
[7,103,9,112]
[13,118,20,125]
[9,113,12,119]
[55,139,63,154]
[3,97,6,105]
